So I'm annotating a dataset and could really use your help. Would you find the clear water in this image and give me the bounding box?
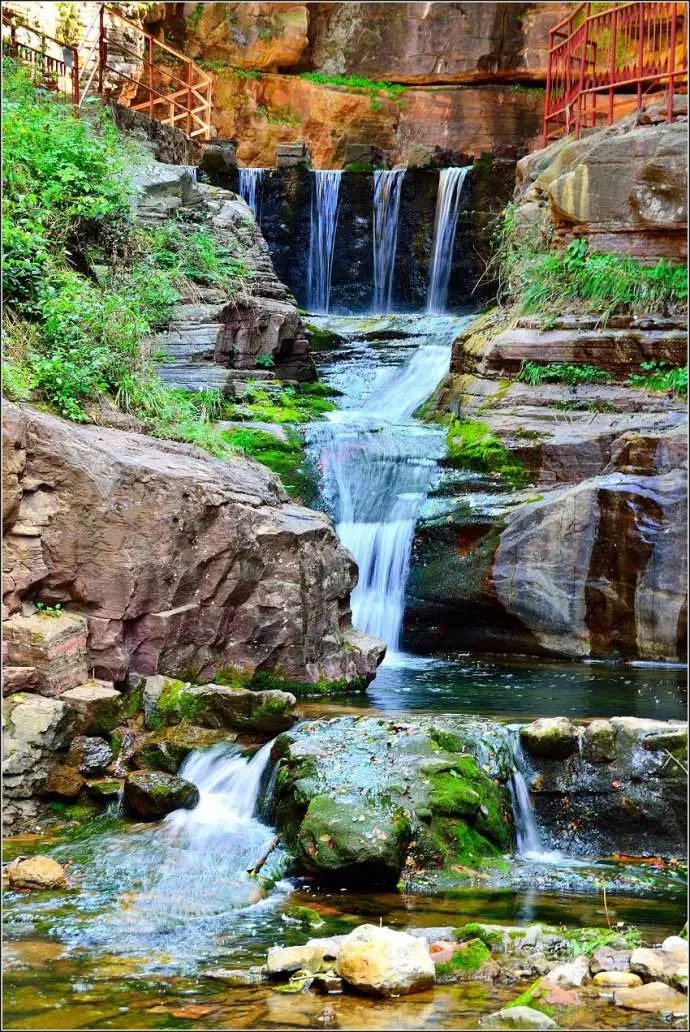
[307,170,342,313]
[426,167,471,313]
[372,169,405,313]
[238,167,268,218]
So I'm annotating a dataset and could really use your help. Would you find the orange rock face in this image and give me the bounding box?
[210,72,542,167]
[184,1,309,71]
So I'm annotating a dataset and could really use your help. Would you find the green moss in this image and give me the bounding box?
[211,665,366,698]
[506,977,554,1016]
[299,71,406,98]
[155,679,200,724]
[429,771,481,817]
[283,905,325,930]
[445,418,529,487]
[435,938,491,978]
[454,923,506,948]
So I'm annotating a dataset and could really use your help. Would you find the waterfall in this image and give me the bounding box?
[308,170,342,313]
[239,167,268,218]
[372,169,405,313]
[508,733,562,862]
[426,166,471,314]
[314,325,453,654]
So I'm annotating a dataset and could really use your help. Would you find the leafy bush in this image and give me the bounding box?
[517,361,612,387]
[490,205,687,320]
[627,361,688,397]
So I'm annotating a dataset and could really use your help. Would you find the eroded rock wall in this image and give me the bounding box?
[2,401,384,686]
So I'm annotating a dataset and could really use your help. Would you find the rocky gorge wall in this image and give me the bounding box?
[160,1,568,167]
[407,114,688,663]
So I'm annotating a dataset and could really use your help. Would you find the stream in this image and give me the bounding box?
[3,315,687,1031]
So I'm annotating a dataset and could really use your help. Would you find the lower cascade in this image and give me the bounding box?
[426,166,471,313]
[307,169,342,313]
[238,167,268,217]
[310,316,461,653]
[372,168,405,313]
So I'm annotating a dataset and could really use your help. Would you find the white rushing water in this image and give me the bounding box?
[239,167,268,218]
[426,166,471,314]
[372,168,405,313]
[508,734,568,864]
[307,169,342,313]
[311,315,465,658]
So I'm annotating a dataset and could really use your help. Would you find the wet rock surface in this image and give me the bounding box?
[520,716,687,857]
[335,924,435,997]
[5,855,68,891]
[123,771,200,820]
[271,715,514,886]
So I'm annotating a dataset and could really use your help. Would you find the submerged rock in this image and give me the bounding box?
[6,855,67,891]
[123,771,199,819]
[482,1006,558,1029]
[272,716,514,886]
[613,980,689,1015]
[335,924,435,997]
[544,955,590,988]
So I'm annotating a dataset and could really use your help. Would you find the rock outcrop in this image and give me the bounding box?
[133,162,315,388]
[515,112,688,262]
[2,401,384,687]
[519,716,687,856]
[271,715,514,887]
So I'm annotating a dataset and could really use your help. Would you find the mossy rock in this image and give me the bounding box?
[124,771,200,820]
[296,795,411,886]
[435,938,492,982]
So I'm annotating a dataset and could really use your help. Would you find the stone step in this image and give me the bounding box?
[156,364,239,394]
[157,342,216,363]
[169,304,227,325]
[149,324,223,349]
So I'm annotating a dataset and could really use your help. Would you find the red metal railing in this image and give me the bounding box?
[1,5,212,141]
[98,5,212,141]
[1,12,79,104]
[544,1,688,143]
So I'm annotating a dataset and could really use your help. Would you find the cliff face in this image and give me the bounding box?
[3,401,384,687]
[167,1,569,167]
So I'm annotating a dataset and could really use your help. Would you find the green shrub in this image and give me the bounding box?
[627,361,688,397]
[517,361,612,387]
[490,207,687,320]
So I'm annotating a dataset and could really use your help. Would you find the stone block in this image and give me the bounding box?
[2,612,89,697]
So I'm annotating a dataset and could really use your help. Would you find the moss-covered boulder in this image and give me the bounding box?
[131,723,233,773]
[272,716,514,887]
[296,797,411,885]
[123,771,199,820]
[142,676,297,735]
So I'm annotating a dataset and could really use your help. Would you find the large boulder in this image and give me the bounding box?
[272,716,514,887]
[335,924,435,997]
[2,694,76,831]
[2,402,384,689]
[142,676,297,734]
[123,771,200,819]
[2,612,89,697]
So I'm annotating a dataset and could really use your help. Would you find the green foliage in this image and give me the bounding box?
[188,2,205,33]
[226,383,336,424]
[435,939,491,978]
[198,60,261,79]
[299,71,406,98]
[446,418,528,487]
[35,601,63,617]
[343,161,378,173]
[567,925,642,957]
[220,427,308,498]
[627,361,688,397]
[491,206,687,321]
[517,361,612,387]
[256,353,276,369]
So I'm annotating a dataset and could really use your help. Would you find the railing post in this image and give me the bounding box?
[575,4,591,137]
[637,2,645,112]
[667,1,677,122]
[544,31,554,144]
[72,48,79,107]
[609,5,618,125]
[98,3,105,95]
[148,34,154,119]
[186,61,193,136]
